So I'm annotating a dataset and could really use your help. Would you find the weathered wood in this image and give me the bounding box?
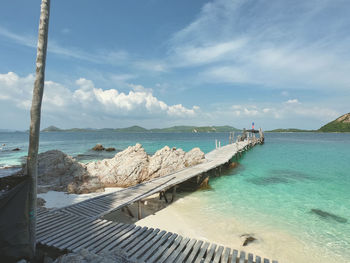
[123,228,155,252]
[147,233,178,262]
[239,251,246,263]
[102,225,141,252]
[247,253,254,263]
[157,236,183,263]
[175,238,196,263]
[194,242,210,263]
[138,201,142,220]
[220,247,230,263]
[129,230,166,260]
[255,255,261,263]
[212,246,224,263]
[203,243,217,263]
[186,240,203,263]
[139,232,174,262]
[264,259,270,263]
[164,237,190,263]
[231,249,238,263]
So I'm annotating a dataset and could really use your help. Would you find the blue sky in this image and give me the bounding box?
[0,0,349,130]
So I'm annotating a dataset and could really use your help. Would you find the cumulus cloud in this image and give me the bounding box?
[0,72,200,126]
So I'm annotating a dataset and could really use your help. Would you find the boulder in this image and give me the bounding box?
[105,147,116,152]
[12,148,20,151]
[92,144,105,151]
[87,143,149,187]
[28,144,206,194]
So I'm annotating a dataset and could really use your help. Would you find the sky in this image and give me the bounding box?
[0,0,349,130]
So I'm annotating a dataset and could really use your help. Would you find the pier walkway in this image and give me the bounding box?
[37,137,278,262]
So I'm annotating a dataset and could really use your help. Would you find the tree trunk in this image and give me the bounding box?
[27,0,50,258]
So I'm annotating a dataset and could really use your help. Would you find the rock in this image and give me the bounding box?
[53,248,132,263]
[37,197,46,207]
[24,144,205,194]
[22,150,104,194]
[12,148,20,151]
[240,234,257,246]
[311,209,347,223]
[229,162,239,169]
[87,143,149,187]
[105,147,116,152]
[199,176,210,189]
[92,144,105,151]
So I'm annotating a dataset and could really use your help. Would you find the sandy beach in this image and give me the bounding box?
[38,187,347,263]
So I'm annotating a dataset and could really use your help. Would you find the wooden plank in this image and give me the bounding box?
[147,233,178,263]
[247,253,254,263]
[185,240,203,263]
[212,246,224,263]
[71,223,123,252]
[43,219,100,245]
[239,250,246,263]
[203,243,217,263]
[220,247,230,263]
[129,230,167,261]
[231,249,238,263]
[37,214,78,235]
[272,261,278,263]
[138,232,174,262]
[163,237,189,263]
[123,228,156,253]
[255,255,261,263]
[101,225,141,252]
[194,241,210,263]
[37,217,88,240]
[127,228,161,257]
[263,259,270,263]
[91,224,136,253]
[117,226,148,250]
[83,224,131,253]
[174,238,196,263]
[48,220,109,247]
[63,221,115,250]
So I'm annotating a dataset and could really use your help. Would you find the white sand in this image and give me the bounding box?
[38,187,122,209]
[136,193,346,263]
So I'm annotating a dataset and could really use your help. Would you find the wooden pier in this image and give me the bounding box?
[37,135,278,262]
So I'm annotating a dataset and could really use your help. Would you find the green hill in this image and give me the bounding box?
[266,128,314,132]
[40,125,240,133]
[319,113,350,132]
[42,126,62,132]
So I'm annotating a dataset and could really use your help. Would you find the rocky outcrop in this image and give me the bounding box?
[92,144,105,151]
[28,144,205,194]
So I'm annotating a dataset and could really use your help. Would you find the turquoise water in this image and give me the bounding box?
[1,131,349,260]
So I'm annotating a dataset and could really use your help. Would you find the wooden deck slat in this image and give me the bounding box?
[147,233,178,263]
[127,229,161,257]
[212,246,224,263]
[85,224,131,253]
[186,240,203,263]
[47,220,108,247]
[203,243,217,263]
[163,237,189,263]
[101,225,141,252]
[117,226,149,250]
[231,249,238,263]
[91,224,136,253]
[129,231,167,261]
[255,255,261,263]
[220,247,230,263]
[71,223,123,252]
[37,214,78,235]
[247,253,254,263]
[194,241,210,263]
[38,217,88,240]
[239,251,246,263]
[123,228,156,253]
[173,238,195,263]
[62,221,115,250]
[264,259,270,263]
[138,232,174,262]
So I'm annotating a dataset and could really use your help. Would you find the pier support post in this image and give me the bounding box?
[138,201,142,220]
[171,186,177,203]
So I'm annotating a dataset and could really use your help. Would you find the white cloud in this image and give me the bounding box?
[285,99,300,104]
[0,72,199,125]
[168,0,350,90]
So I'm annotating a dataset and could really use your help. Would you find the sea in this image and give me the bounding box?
[0,131,349,262]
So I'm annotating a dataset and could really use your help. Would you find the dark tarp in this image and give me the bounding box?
[0,178,31,261]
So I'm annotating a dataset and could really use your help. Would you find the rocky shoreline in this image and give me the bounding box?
[18,143,205,194]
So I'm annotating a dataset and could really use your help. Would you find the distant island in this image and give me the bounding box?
[41,125,241,133]
[267,112,350,133]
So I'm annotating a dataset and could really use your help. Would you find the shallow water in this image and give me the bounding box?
[0,131,349,262]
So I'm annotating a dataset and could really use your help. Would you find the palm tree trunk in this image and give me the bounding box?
[27,0,50,258]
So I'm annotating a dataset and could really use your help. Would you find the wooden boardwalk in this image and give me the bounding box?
[37,137,278,262]
[37,209,277,263]
[52,140,257,219]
